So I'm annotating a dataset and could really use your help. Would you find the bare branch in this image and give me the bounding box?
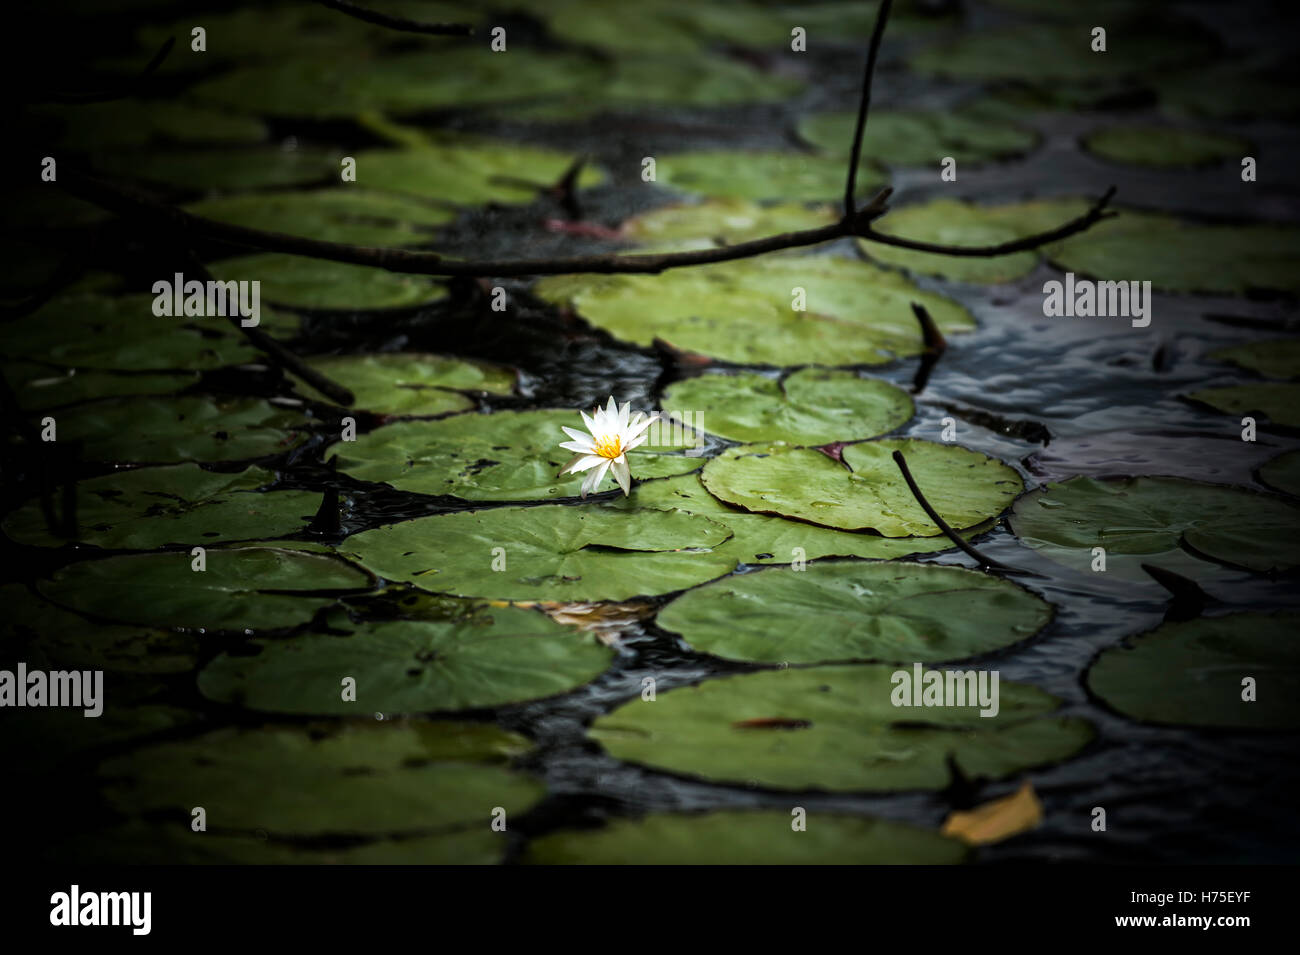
[311,0,473,36]
[28,36,175,104]
[891,449,1035,575]
[862,187,1118,256]
[844,0,893,217]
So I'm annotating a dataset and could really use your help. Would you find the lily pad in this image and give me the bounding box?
[46,395,308,463]
[621,199,836,246]
[911,20,1215,83]
[185,189,454,246]
[661,368,913,444]
[2,361,196,411]
[95,148,338,191]
[293,353,514,415]
[1260,450,1300,496]
[1186,384,1300,429]
[700,439,1023,534]
[1155,65,1300,121]
[1,583,198,674]
[1050,212,1300,294]
[1083,125,1248,167]
[536,254,973,366]
[355,140,603,206]
[619,473,992,564]
[524,810,968,865]
[1087,613,1300,730]
[38,546,373,631]
[798,108,1038,167]
[63,822,510,866]
[333,409,700,500]
[656,151,886,202]
[0,294,260,371]
[591,665,1094,791]
[860,197,1091,284]
[101,721,543,836]
[191,48,607,119]
[1008,475,1300,578]
[657,560,1051,665]
[209,253,448,311]
[37,100,266,149]
[341,505,736,602]
[2,464,319,549]
[198,606,614,715]
[1206,340,1300,379]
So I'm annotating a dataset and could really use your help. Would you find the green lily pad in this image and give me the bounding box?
[657,561,1051,665]
[355,140,603,206]
[341,505,736,602]
[1050,212,1300,294]
[191,48,606,119]
[209,253,448,311]
[701,439,1023,534]
[101,721,543,836]
[4,185,111,229]
[860,197,1091,284]
[911,19,1215,83]
[619,473,991,564]
[1,583,198,674]
[2,361,196,411]
[62,822,510,865]
[95,147,338,191]
[333,409,700,500]
[2,463,318,549]
[0,294,260,371]
[656,151,886,202]
[1087,613,1300,730]
[621,199,837,246]
[1155,65,1300,121]
[46,395,308,463]
[1186,384,1300,429]
[661,369,913,444]
[199,606,614,715]
[1083,125,1248,167]
[185,189,454,247]
[1260,450,1300,496]
[1206,340,1300,379]
[524,810,968,865]
[293,353,514,415]
[37,100,266,149]
[798,108,1038,167]
[3,700,198,776]
[591,665,1094,791]
[536,255,973,366]
[38,546,373,631]
[1008,475,1300,578]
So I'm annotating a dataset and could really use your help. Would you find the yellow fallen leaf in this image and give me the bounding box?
[941,781,1043,846]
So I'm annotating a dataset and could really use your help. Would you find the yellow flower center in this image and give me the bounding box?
[592,434,624,459]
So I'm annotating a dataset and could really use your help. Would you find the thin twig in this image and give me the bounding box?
[311,0,473,36]
[180,252,356,406]
[909,301,947,393]
[844,0,893,217]
[891,449,1032,575]
[862,187,1118,256]
[28,37,175,104]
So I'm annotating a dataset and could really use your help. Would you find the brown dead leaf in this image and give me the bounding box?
[941,781,1043,846]
[539,600,655,646]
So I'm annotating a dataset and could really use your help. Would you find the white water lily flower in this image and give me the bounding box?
[557,397,660,497]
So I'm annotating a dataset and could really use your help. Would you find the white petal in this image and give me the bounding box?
[624,433,649,451]
[561,426,595,449]
[604,396,619,424]
[560,453,604,475]
[611,455,631,495]
[559,440,594,453]
[619,401,631,431]
[580,409,598,434]
[625,412,659,443]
